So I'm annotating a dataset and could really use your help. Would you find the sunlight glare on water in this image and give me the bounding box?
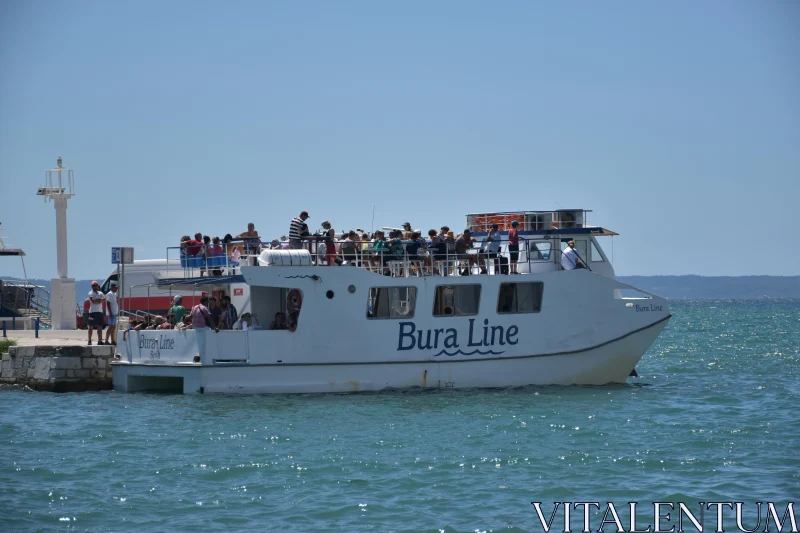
[1,300,798,532]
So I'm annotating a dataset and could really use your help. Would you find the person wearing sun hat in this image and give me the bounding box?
[87,281,106,345]
[402,222,413,240]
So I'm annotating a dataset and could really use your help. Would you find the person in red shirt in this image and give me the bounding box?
[186,232,203,256]
[507,220,525,274]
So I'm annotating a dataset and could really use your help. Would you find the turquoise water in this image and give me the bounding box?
[1,300,798,532]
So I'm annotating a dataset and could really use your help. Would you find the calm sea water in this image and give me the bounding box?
[1,300,798,533]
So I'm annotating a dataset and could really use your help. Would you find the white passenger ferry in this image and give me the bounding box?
[111,209,671,394]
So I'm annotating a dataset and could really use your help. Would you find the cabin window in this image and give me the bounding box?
[528,241,552,261]
[433,285,481,317]
[497,282,543,314]
[367,287,417,319]
[591,241,605,262]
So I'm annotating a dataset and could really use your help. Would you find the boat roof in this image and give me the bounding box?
[465,208,618,236]
[470,227,619,237]
[466,209,592,216]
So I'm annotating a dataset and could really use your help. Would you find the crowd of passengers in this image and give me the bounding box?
[122,295,296,339]
[180,212,531,275]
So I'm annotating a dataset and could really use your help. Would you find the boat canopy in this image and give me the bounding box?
[466,209,617,236]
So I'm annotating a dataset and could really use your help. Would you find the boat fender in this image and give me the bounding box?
[287,289,303,313]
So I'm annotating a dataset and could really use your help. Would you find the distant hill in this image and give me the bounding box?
[3,275,800,302]
[617,275,800,299]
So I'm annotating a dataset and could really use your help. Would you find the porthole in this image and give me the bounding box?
[326,290,335,299]
[348,285,356,294]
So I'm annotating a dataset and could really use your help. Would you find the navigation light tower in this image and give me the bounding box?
[37,157,76,330]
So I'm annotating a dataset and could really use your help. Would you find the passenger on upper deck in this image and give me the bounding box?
[480,224,502,274]
[200,235,211,276]
[289,211,310,249]
[237,223,260,265]
[406,231,424,260]
[561,240,585,270]
[427,229,446,273]
[236,223,260,250]
[455,229,478,275]
[341,231,358,264]
[507,220,524,274]
[388,230,405,259]
[319,220,338,266]
[402,222,413,240]
[444,230,456,253]
[183,233,203,258]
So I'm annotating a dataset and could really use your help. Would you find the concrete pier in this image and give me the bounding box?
[1,330,114,392]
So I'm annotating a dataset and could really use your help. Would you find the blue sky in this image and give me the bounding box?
[1,0,798,280]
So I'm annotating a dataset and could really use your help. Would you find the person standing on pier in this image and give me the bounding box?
[104,282,119,345]
[87,281,105,345]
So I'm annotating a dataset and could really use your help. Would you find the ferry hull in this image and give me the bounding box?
[111,316,668,394]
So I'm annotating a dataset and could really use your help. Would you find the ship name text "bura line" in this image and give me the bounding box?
[530,502,797,533]
[397,319,518,352]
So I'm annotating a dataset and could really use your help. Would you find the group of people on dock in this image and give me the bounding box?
[85,280,118,346]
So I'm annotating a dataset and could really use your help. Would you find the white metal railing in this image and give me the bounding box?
[164,235,581,279]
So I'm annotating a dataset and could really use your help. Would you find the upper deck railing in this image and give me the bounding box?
[165,233,590,281]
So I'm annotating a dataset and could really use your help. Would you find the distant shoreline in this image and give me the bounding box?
[3,274,800,302]
[617,275,800,299]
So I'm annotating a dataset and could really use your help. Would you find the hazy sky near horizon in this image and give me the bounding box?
[1,0,798,280]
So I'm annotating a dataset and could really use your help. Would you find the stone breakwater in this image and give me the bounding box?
[0,345,114,392]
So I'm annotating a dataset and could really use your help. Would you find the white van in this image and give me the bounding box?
[98,259,202,315]
[98,259,251,320]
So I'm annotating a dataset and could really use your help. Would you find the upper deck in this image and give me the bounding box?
[158,207,618,288]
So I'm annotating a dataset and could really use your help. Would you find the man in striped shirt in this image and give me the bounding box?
[289,210,310,249]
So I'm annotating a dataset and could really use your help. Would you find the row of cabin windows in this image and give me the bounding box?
[366,282,543,320]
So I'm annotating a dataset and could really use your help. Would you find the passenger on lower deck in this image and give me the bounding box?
[268,312,288,330]
[233,312,260,330]
[287,311,299,332]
